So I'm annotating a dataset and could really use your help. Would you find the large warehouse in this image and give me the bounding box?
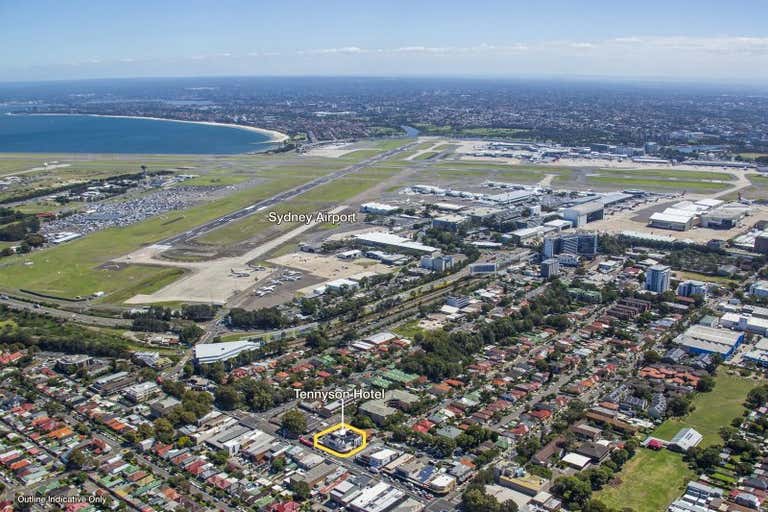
[673,325,744,359]
[647,198,745,232]
[700,206,748,229]
[563,201,604,227]
[648,209,696,231]
[353,232,439,255]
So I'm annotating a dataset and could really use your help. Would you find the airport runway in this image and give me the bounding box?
[160,141,417,245]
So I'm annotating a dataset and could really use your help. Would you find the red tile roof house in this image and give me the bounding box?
[509,424,530,437]
[527,409,553,422]
[412,420,434,434]
[0,352,24,365]
[268,502,301,512]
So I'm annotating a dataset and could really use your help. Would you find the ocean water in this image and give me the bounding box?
[0,114,278,154]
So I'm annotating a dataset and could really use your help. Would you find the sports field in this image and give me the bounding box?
[652,372,758,446]
[596,449,694,512]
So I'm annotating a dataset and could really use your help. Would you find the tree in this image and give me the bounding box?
[153,418,175,443]
[281,409,307,437]
[719,426,737,443]
[271,456,287,473]
[66,448,89,470]
[552,476,592,510]
[461,488,502,512]
[210,450,229,467]
[178,324,204,344]
[690,445,721,472]
[643,350,661,364]
[668,396,691,417]
[290,480,311,501]
[696,375,715,392]
[214,385,240,410]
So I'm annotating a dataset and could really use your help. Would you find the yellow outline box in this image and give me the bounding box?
[313,422,367,458]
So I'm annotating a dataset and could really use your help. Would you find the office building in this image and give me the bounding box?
[562,232,598,256]
[124,381,161,403]
[446,296,470,308]
[469,263,497,275]
[543,236,561,258]
[420,254,454,272]
[543,232,598,258]
[645,265,671,293]
[90,371,135,394]
[431,214,468,232]
[540,258,559,278]
[676,280,707,298]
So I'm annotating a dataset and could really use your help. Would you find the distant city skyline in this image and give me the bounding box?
[3,0,768,83]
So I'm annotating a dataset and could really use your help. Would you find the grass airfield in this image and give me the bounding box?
[0,137,763,306]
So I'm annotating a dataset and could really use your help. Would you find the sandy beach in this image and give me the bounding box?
[15,112,289,143]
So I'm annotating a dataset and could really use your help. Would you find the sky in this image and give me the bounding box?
[2,0,768,83]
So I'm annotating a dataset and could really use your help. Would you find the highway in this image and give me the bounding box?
[0,296,131,328]
[160,140,418,245]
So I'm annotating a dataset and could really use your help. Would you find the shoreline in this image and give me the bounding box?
[8,112,290,144]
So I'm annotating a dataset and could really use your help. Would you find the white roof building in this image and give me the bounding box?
[195,341,261,364]
[562,452,591,469]
[670,428,703,451]
[353,232,438,255]
[361,202,400,215]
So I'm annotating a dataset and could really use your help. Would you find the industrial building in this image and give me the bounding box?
[562,201,604,227]
[508,225,557,245]
[700,207,747,229]
[674,325,744,359]
[361,202,400,215]
[194,341,261,364]
[648,210,695,231]
[353,232,438,256]
[647,198,744,232]
[749,281,768,298]
[486,190,534,205]
[720,312,768,336]
[543,219,572,232]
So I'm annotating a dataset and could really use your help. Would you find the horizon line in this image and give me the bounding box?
[1,73,768,90]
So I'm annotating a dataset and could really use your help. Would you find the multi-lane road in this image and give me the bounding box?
[0,295,131,328]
